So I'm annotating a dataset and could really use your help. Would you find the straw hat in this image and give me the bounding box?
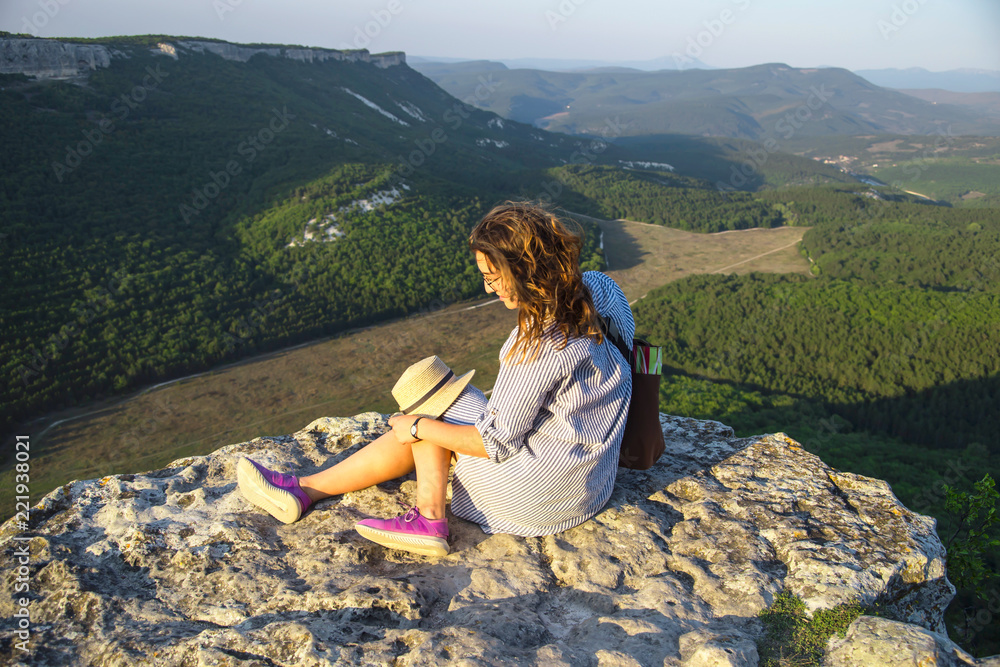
[392,356,475,418]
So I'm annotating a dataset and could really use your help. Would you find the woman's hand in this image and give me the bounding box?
[388,413,422,445]
[388,414,488,458]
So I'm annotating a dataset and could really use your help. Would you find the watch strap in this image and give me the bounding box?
[410,416,425,441]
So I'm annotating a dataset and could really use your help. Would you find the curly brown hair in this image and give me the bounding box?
[469,201,603,362]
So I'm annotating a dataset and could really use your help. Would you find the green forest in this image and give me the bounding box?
[633,186,1000,656]
[540,164,786,232]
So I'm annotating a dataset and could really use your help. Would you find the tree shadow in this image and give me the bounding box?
[613,133,770,190]
[559,215,646,273]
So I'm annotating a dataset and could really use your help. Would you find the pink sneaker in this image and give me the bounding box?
[237,457,313,524]
[355,506,450,557]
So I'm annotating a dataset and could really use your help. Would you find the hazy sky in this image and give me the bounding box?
[3,0,999,71]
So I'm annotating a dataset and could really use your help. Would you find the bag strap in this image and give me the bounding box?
[585,284,634,366]
[595,310,632,366]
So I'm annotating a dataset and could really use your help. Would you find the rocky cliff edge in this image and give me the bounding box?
[0,37,404,79]
[1,414,994,666]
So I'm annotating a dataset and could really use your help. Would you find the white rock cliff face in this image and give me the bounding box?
[0,39,112,78]
[0,37,404,79]
[0,414,991,665]
[177,40,405,68]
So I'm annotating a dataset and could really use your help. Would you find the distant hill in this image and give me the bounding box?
[411,55,714,73]
[896,88,1000,120]
[609,135,855,190]
[408,59,510,78]
[411,61,1000,139]
[497,55,715,72]
[855,67,1000,93]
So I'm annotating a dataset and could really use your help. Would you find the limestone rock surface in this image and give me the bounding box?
[824,615,1000,667]
[0,413,985,665]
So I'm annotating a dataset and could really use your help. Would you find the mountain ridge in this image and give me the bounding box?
[410,54,715,72]
[855,66,1000,93]
[411,60,1000,138]
[0,35,405,79]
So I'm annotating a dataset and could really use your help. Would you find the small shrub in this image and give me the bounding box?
[757,591,866,666]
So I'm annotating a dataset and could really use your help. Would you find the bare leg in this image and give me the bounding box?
[411,441,453,520]
[297,427,453,520]
[298,429,416,502]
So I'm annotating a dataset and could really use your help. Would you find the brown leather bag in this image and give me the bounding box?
[599,313,666,470]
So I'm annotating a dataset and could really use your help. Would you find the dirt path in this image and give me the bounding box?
[709,240,805,274]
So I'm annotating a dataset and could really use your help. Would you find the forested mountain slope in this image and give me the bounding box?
[0,36,591,432]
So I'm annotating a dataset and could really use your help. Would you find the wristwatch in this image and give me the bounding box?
[410,416,425,442]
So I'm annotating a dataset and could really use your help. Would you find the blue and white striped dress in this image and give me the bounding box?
[440,271,634,537]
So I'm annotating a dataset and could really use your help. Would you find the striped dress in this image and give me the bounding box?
[441,271,634,537]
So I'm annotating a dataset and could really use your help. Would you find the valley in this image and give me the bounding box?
[781,135,1000,206]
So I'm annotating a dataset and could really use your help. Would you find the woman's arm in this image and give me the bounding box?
[388,413,489,458]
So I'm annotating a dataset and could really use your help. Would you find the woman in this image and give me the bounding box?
[237,201,634,556]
